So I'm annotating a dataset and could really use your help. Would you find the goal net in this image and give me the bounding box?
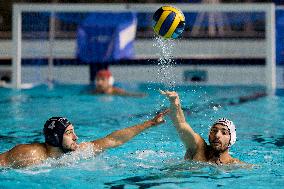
[11,3,275,89]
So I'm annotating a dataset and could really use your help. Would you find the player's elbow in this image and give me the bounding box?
[105,137,124,148]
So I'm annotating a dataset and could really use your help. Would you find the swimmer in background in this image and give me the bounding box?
[0,76,11,88]
[160,90,244,165]
[0,110,168,168]
[90,69,146,97]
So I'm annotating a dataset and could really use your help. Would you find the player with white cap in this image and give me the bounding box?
[160,90,243,165]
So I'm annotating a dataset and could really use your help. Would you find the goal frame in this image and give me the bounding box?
[12,3,276,89]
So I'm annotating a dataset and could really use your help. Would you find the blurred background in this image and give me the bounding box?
[0,0,283,90]
[0,0,276,40]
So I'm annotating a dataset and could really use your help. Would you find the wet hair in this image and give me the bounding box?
[43,117,71,147]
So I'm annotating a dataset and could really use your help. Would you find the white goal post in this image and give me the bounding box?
[12,3,276,89]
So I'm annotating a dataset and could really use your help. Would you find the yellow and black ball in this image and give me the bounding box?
[152,5,185,39]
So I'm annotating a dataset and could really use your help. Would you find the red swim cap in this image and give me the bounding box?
[96,69,112,78]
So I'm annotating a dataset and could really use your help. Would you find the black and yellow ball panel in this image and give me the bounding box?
[153,6,185,39]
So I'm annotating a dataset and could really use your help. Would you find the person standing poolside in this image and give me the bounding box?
[0,110,168,168]
[91,69,146,97]
[160,90,243,165]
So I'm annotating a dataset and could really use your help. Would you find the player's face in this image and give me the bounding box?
[209,124,230,152]
[95,76,110,91]
[62,125,78,151]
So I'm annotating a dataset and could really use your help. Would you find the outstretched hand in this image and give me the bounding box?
[159,90,181,107]
[150,109,170,126]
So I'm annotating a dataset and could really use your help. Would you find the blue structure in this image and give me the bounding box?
[276,9,284,66]
[274,0,284,5]
[76,12,137,64]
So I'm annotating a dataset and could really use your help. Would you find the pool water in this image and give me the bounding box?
[0,83,283,189]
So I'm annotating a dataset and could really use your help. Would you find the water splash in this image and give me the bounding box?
[153,37,178,89]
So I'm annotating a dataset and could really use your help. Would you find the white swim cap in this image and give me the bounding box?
[213,118,236,147]
[109,76,114,86]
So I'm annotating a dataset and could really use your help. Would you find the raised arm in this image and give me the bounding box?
[89,110,169,151]
[160,90,205,153]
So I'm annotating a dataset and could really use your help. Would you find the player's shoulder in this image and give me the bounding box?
[9,143,46,155]
[112,87,125,93]
[230,158,245,164]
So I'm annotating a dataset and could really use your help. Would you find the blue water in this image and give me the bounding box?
[0,83,283,189]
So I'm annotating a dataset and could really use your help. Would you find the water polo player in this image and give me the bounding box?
[0,110,168,168]
[91,69,146,97]
[160,90,243,165]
